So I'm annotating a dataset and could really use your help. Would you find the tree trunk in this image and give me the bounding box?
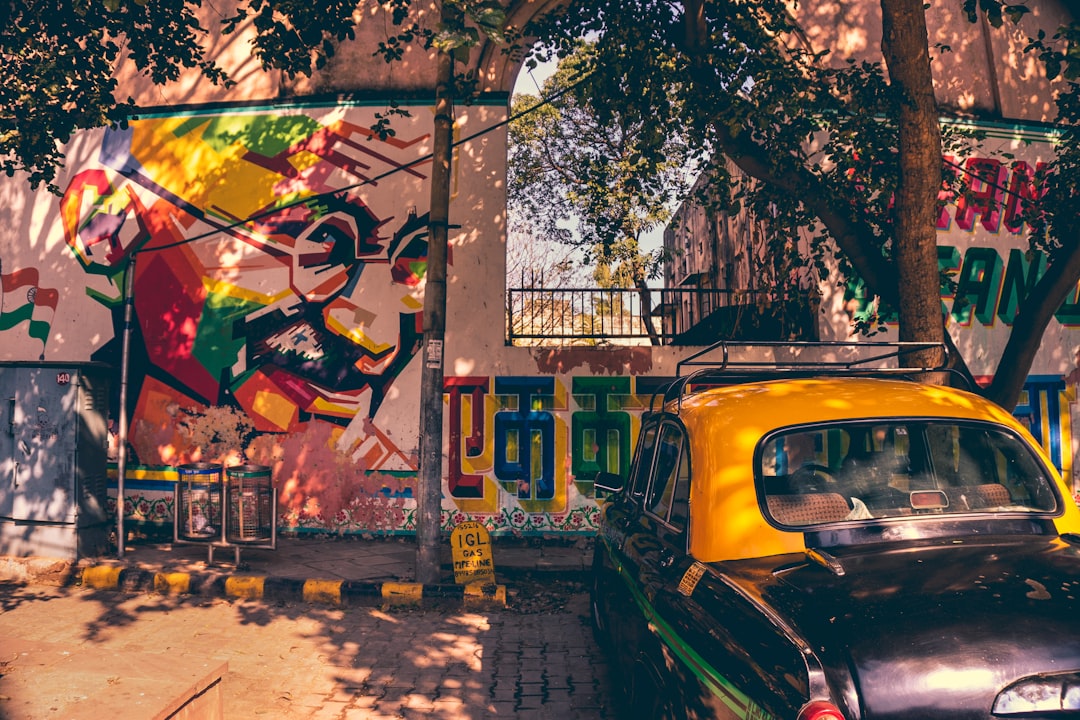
[635,278,662,346]
[415,1,456,585]
[880,0,945,370]
[984,234,1080,408]
[681,0,1073,406]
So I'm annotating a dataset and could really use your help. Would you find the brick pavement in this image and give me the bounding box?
[0,579,618,719]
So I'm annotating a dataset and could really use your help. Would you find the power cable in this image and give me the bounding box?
[139,69,592,254]
[113,60,1052,255]
[940,151,1052,218]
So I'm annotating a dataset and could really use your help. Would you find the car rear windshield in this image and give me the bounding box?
[758,420,1060,527]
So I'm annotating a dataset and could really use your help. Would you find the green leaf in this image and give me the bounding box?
[1046,58,1062,81]
[432,25,479,54]
[1004,5,1030,24]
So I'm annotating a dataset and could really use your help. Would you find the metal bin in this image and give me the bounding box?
[225,464,275,544]
[175,463,223,542]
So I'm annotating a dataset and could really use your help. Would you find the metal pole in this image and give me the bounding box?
[415,5,455,585]
[115,255,135,559]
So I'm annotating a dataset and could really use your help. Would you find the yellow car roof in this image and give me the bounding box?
[671,377,1080,562]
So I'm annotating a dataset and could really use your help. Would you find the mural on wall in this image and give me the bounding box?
[119,373,666,535]
[0,268,59,359]
[113,368,1079,535]
[846,122,1077,346]
[52,105,440,531]
[3,111,1079,538]
[442,375,659,534]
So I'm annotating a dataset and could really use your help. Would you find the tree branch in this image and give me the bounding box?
[712,122,901,308]
[984,235,1080,408]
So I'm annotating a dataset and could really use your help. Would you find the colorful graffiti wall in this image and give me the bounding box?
[108,369,1080,535]
[121,374,666,536]
[3,105,1080,539]
[1,101,456,534]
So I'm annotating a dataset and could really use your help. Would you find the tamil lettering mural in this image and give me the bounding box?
[1015,375,1075,480]
[443,375,658,533]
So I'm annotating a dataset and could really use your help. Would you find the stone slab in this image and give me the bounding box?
[0,634,226,720]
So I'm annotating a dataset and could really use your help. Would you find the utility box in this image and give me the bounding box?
[0,362,111,559]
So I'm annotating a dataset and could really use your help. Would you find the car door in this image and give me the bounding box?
[638,421,697,706]
[595,418,660,678]
[640,422,813,719]
[637,419,689,592]
[619,418,695,710]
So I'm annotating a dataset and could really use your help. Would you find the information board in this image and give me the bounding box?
[450,521,496,585]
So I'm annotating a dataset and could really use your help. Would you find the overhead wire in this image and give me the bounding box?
[140,68,592,254]
[117,52,1055,257]
[940,151,1052,219]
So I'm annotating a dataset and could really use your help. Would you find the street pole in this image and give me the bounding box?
[115,255,135,559]
[415,8,455,585]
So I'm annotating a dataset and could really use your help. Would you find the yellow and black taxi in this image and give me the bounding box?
[591,342,1080,720]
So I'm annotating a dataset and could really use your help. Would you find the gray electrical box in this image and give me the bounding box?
[0,362,111,559]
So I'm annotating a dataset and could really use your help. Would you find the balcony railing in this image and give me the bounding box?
[506,287,818,346]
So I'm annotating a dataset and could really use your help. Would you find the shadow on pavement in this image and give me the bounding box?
[0,566,617,720]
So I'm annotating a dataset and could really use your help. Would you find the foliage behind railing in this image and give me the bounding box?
[506,287,819,345]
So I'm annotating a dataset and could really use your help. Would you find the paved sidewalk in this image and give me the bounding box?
[0,535,615,719]
[0,534,596,608]
[0,575,617,719]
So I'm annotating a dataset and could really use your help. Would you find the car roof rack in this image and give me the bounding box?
[650,340,969,413]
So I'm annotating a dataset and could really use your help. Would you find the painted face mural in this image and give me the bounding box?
[61,112,431,472]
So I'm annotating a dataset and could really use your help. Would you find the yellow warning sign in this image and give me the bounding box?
[451,521,496,585]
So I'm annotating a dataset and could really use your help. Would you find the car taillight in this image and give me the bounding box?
[797,700,846,720]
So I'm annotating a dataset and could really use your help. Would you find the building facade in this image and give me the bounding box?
[1,2,1078,544]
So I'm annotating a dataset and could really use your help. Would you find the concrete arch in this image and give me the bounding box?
[474,0,570,94]
[113,0,1076,124]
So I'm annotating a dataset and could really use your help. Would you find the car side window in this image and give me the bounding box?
[669,449,690,529]
[629,424,659,503]
[647,423,688,529]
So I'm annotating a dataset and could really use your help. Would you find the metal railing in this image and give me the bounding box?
[506,287,818,346]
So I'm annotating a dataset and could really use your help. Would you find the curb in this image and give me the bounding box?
[78,564,508,607]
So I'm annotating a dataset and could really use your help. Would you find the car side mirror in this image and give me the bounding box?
[595,471,625,494]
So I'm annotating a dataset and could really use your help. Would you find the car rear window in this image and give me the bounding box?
[758,420,1060,527]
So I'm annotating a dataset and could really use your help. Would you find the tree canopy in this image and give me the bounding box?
[1,0,502,190]
[521,0,1080,408]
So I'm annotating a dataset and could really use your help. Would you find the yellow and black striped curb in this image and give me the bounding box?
[78,565,507,607]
